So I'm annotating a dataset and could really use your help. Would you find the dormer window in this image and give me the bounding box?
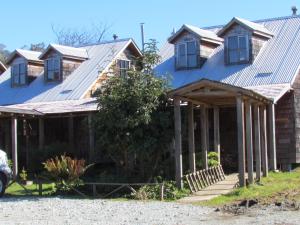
[45,57,61,81]
[12,63,27,86]
[118,59,130,77]
[227,35,249,64]
[176,40,198,69]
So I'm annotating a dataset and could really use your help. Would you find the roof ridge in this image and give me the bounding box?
[78,38,132,48]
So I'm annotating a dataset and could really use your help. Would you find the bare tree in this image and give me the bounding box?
[21,42,46,52]
[52,23,111,47]
[0,44,10,65]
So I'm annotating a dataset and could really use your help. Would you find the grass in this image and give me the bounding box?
[5,182,55,197]
[200,168,300,207]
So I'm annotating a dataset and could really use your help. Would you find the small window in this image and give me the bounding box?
[11,63,27,86]
[176,40,198,69]
[118,60,130,77]
[227,35,249,64]
[46,57,61,81]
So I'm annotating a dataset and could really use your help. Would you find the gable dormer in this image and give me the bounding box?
[217,17,273,65]
[39,44,88,82]
[168,24,223,70]
[6,49,43,87]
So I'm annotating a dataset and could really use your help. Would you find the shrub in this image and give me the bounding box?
[208,152,219,167]
[43,154,90,191]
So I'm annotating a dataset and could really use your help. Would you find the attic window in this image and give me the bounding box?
[118,60,130,77]
[226,35,249,64]
[12,63,27,86]
[45,57,61,82]
[176,40,198,69]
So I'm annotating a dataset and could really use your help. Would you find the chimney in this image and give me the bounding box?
[292,6,298,16]
[113,34,118,40]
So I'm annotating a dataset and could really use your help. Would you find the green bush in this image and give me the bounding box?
[208,152,219,167]
[43,154,91,191]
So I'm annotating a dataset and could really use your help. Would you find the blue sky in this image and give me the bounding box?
[0,0,298,51]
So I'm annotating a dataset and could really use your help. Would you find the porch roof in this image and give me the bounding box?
[169,79,274,106]
[0,98,98,117]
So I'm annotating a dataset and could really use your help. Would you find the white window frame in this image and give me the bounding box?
[46,57,61,82]
[176,40,198,69]
[118,59,131,77]
[11,63,27,86]
[226,35,249,64]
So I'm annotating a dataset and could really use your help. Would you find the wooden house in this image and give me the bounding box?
[156,14,300,187]
[0,38,142,176]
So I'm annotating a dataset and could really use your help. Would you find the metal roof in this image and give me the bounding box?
[7,49,42,65]
[156,15,300,102]
[0,38,135,105]
[39,44,89,60]
[168,24,223,44]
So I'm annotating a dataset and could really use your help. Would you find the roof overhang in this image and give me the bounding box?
[0,61,7,72]
[169,79,272,107]
[6,49,43,65]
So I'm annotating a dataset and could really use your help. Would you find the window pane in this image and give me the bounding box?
[229,50,239,63]
[239,49,248,61]
[48,71,54,80]
[228,36,238,50]
[187,55,197,67]
[178,44,186,56]
[54,58,60,70]
[14,74,19,83]
[187,41,196,54]
[20,63,26,74]
[12,65,19,76]
[177,55,186,67]
[239,36,247,49]
[20,74,26,84]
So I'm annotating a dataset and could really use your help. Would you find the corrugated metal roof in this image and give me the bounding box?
[156,15,300,95]
[168,24,223,43]
[39,44,88,60]
[7,49,42,64]
[0,39,133,105]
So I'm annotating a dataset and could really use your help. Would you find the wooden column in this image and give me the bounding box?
[253,104,261,181]
[245,101,254,184]
[188,102,196,173]
[260,105,268,177]
[268,103,277,171]
[38,118,44,149]
[201,106,208,169]
[213,107,220,163]
[236,96,246,187]
[11,117,18,178]
[68,116,74,150]
[174,97,183,188]
[88,113,95,163]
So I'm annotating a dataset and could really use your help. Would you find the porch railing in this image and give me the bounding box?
[185,165,226,193]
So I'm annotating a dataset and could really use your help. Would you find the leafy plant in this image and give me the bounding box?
[19,168,28,182]
[208,152,219,167]
[43,154,90,191]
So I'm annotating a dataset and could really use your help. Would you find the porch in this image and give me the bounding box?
[170,79,277,188]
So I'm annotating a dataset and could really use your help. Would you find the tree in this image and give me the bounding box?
[52,23,110,47]
[0,44,10,65]
[21,42,46,52]
[94,40,174,180]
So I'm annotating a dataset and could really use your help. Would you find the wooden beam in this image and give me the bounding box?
[186,91,235,97]
[268,103,277,171]
[213,107,220,163]
[236,96,246,187]
[245,101,254,184]
[11,117,18,178]
[253,104,261,181]
[174,97,183,188]
[68,116,74,150]
[260,105,268,177]
[178,96,211,107]
[201,106,208,170]
[38,118,44,149]
[188,102,196,173]
[88,113,95,163]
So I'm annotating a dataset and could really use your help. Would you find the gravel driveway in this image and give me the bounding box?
[0,197,299,225]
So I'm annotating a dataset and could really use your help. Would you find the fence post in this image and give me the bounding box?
[160,183,164,201]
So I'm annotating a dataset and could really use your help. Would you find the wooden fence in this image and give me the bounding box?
[185,165,225,193]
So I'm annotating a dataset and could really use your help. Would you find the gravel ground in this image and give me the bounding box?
[0,197,299,225]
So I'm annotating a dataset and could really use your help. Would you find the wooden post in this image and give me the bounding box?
[213,107,220,163]
[38,118,44,150]
[188,102,196,173]
[88,113,95,163]
[160,183,164,201]
[253,104,262,181]
[201,106,208,170]
[174,97,183,189]
[11,117,18,178]
[260,105,268,177]
[268,103,277,171]
[68,116,74,150]
[245,101,254,184]
[236,96,246,187]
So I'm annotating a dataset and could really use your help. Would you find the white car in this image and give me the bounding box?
[0,150,12,197]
